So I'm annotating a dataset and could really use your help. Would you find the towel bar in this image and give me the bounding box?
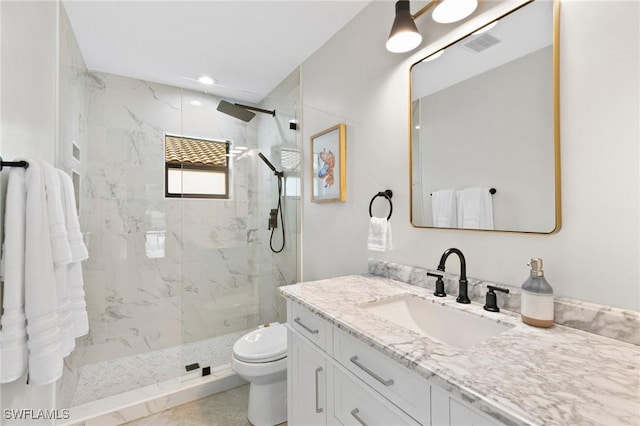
[369,190,393,220]
[0,156,29,171]
[430,188,496,196]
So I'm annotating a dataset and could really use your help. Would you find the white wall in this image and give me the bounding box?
[301,0,639,311]
[0,0,59,422]
[417,47,555,232]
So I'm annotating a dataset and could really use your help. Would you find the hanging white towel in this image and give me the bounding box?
[0,166,28,383]
[58,170,89,338]
[431,189,457,228]
[42,161,75,358]
[367,217,393,252]
[24,159,63,385]
[459,187,494,230]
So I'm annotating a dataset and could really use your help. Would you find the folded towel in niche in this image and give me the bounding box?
[367,217,393,252]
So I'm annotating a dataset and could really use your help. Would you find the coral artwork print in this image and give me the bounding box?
[311,123,345,202]
[318,148,335,188]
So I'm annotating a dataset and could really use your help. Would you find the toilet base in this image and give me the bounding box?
[247,379,287,426]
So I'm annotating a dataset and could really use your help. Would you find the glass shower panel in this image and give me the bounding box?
[178,84,300,379]
[177,90,260,378]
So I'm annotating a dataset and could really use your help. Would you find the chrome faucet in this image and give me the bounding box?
[437,248,470,304]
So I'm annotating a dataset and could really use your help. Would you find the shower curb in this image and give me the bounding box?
[59,365,246,425]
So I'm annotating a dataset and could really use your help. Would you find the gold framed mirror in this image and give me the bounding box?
[410,0,560,233]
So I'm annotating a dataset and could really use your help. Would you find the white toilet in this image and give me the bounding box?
[232,323,287,426]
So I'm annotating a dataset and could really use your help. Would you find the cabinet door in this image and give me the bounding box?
[289,331,327,426]
[432,386,498,426]
[450,400,497,426]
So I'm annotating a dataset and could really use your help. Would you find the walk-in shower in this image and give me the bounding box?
[52,69,300,423]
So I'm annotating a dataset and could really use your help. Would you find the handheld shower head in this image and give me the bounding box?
[258,152,277,173]
[258,152,286,254]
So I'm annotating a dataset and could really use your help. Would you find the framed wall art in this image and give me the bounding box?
[310,123,346,202]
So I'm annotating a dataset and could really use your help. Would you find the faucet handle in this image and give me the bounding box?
[427,272,446,297]
[483,285,510,312]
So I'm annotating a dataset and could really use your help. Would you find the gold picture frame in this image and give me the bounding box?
[310,123,346,202]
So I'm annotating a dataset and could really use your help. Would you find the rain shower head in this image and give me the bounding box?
[217,100,276,122]
[217,100,256,122]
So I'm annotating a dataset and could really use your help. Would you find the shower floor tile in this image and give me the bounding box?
[72,329,251,406]
[123,384,287,426]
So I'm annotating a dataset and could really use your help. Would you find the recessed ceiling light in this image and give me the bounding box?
[415,125,421,129]
[230,149,243,154]
[235,146,249,151]
[225,153,236,158]
[190,100,202,106]
[472,21,497,36]
[432,0,478,24]
[198,76,215,85]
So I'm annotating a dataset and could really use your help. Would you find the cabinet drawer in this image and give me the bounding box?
[333,367,419,426]
[333,327,430,424]
[290,302,331,353]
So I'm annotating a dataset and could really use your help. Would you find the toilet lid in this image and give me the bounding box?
[233,323,287,363]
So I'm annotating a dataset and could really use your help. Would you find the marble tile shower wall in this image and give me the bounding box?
[56,5,90,409]
[77,72,262,370]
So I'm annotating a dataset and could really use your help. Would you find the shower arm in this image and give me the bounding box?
[235,103,276,117]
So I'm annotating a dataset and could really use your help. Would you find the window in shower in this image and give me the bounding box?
[165,134,230,198]
[281,147,301,198]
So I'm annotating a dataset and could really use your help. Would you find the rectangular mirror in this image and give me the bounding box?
[410,0,560,233]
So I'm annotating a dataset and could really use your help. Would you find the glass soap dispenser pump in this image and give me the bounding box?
[521,258,554,328]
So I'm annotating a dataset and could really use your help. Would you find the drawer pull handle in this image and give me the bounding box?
[351,408,369,426]
[294,317,319,334]
[350,355,394,386]
[314,367,323,413]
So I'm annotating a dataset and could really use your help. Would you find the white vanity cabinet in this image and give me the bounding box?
[288,331,328,425]
[286,300,501,426]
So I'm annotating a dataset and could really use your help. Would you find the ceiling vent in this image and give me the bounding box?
[462,33,501,53]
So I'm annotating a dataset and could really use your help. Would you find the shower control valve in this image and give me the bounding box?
[268,209,278,230]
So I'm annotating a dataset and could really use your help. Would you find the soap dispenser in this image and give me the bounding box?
[521,258,554,328]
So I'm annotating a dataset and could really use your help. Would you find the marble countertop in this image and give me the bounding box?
[279,275,640,426]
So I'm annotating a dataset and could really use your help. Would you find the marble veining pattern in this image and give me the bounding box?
[279,275,640,426]
[60,70,299,408]
[71,329,249,405]
[368,259,640,345]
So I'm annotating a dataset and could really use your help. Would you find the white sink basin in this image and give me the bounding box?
[358,295,514,351]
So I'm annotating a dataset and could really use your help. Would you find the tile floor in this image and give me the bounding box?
[123,384,287,426]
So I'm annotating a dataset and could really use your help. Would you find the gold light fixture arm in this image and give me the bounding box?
[412,1,439,21]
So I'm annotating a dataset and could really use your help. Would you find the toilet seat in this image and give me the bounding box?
[233,323,287,363]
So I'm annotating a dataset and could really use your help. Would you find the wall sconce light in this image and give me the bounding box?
[432,0,478,24]
[386,1,422,53]
[386,0,479,53]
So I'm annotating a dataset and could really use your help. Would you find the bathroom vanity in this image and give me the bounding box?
[280,275,640,426]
